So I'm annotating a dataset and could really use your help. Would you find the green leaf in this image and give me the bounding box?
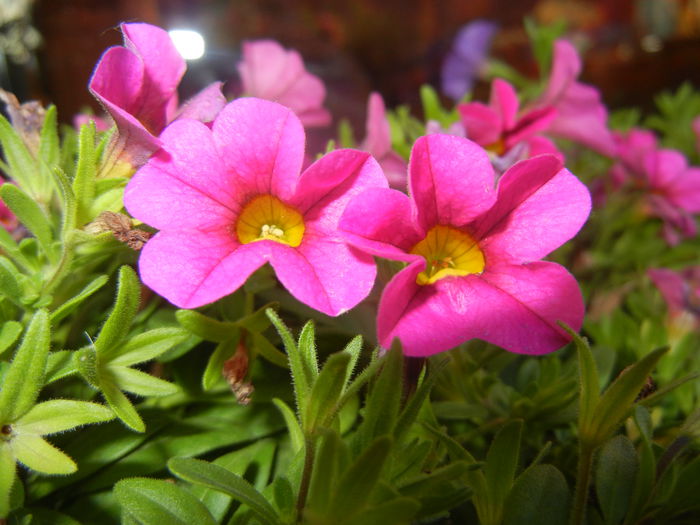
[394,360,443,442]
[0,321,21,357]
[72,121,96,225]
[503,464,570,525]
[51,166,77,238]
[298,320,319,381]
[0,444,16,518]
[272,398,304,453]
[567,326,600,444]
[114,477,217,525]
[305,352,351,431]
[307,429,343,517]
[203,338,239,391]
[0,113,37,196]
[250,332,289,368]
[346,498,421,525]
[357,345,402,445]
[100,378,144,432]
[109,327,190,366]
[14,400,114,435]
[595,435,638,525]
[485,419,523,512]
[0,310,50,422]
[39,106,59,168]
[0,184,55,262]
[109,366,178,397]
[12,434,76,474]
[176,309,239,342]
[329,435,393,519]
[0,257,23,306]
[168,457,279,525]
[340,335,363,387]
[94,266,140,358]
[235,302,277,332]
[50,274,108,323]
[592,347,668,441]
[0,227,31,271]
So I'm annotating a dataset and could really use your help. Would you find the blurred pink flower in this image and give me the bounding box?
[538,39,615,157]
[0,182,18,233]
[360,93,407,189]
[613,128,700,244]
[124,98,385,315]
[238,40,331,127]
[340,134,590,356]
[693,116,700,153]
[648,267,700,336]
[73,113,110,133]
[89,23,225,170]
[458,79,562,173]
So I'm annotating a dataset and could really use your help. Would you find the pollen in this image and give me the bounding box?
[410,225,484,285]
[236,195,305,247]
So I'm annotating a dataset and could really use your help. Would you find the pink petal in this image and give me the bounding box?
[239,40,303,100]
[139,230,266,309]
[491,79,519,130]
[212,98,305,202]
[410,134,497,231]
[176,81,226,122]
[648,268,686,315]
[458,102,502,146]
[474,155,591,263]
[542,39,581,104]
[526,136,564,161]
[89,47,144,116]
[269,236,377,316]
[665,166,700,213]
[339,187,423,261]
[362,92,392,156]
[292,149,387,232]
[124,119,239,230]
[379,151,409,190]
[275,72,330,127]
[378,261,583,356]
[644,149,687,189]
[505,106,557,149]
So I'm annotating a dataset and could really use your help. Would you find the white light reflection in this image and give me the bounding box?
[169,29,206,60]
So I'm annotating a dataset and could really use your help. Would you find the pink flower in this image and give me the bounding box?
[458,79,562,173]
[124,98,386,315]
[238,40,331,128]
[89,23,225,169]
[340,134,590,356]
[648,267,700,337]
[612,128,700,244]
[360,93,407,189]
[73,113,110,133]
[537,39,615,157]
[0,182,18,233]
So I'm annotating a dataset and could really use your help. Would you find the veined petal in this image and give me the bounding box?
[339,187,423,261]
[176,81,226,122]
[89,47,144,116]
[138,230,266,309]
[458,102,502,146]
[474,155,591,263]
[492,79,519,130]
[292,149,387,232]
[124,119,240,230]
[410,134,497,230]
[213,98,304,201]
[239,40,304,100]
[378,261,582,356]
[270,237,377,316]
[362,92,392,156]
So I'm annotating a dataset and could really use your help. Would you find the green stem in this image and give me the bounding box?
[296,436,316,523]
[570,443,595,525]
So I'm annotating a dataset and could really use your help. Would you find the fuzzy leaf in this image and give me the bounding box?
[50,274,108,323]
[51,167,77,239]
[0,184,55,262]
[298,320,319,381]
[12,434,76,474]
[0,310,50,422]
[203,338,239,391]
[14,400,114,435]
[567,326,600,444]
[305,352,351,431]
[596,435,638,525]
[100,377,145,433]
[307,429,343,517]
[272,398,304,453]
[115,477,217,525]
[0,257,23,306]
[485,420,523,512]
[503,464,570,525]
[168,457,279,525]
[95,266,140,359]
[72,121,97,225]
[346,498,421,525]
[235,302,277,332]
[250,332,289,368]
[0,444,16,518]
[176,309,239,342]
[109,327,190,366]
[0,321,21,357]
[0,113,37,195]
[39,106,59,169]
[109,366,178,397]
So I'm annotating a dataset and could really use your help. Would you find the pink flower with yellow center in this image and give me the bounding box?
[340,134,591,356]
[124,98,386,315]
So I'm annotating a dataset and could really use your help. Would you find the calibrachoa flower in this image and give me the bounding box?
[649,267,700,337]
[537,39,615,157]
[458,78,562,173]
[340,134,590,356]
[361,92,407,189]
[237,39,331,127]
[124,97,385,315]
[612,128,700,244]
[90,23,225,170]
[441,19,497,102]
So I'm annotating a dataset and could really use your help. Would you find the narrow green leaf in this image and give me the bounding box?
[95,266,140,358]
[307,429,342,517]
[422,424,485,495]
[114,477,217,525]
[271,477,295,517]
[340,335,363,388]
[0,310,50,422]
[203,337,239,391]
[235,301,277,332]
[592,347,669,441]
[566,325,600,443]
[0,257,23,306]
[0,227,32,271]
[176,309,239,342]
[0,184,55,262]
[168,457,279,525]
[73,346,99,387]
[346,497,421,525]
[250,332,288,368]
[38,106,59,200]
[14,400,114,435]
[50,274,109,323]
[305,352,351,431]
[358,346,403,444]
[395,360,443,442]
[329,435,393,518]
[272,398,304,452]
[485,419,523,511]
[0,444,16,518]
[0,321,21,357]
[420,84,446,123]
[12,434,76,474]
[0,113,37,195]
[109,366,179,397]
[72,121,96,225]
[51,167,77,238]
[503,464,570,525]
[100,378,145,432]
[595,435,638,525]
[109,327,190,366]
[298,320,319,381]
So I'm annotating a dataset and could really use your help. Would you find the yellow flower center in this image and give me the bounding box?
[486,138,506,156]
[410,225,484,285]
[236,195,305,247]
